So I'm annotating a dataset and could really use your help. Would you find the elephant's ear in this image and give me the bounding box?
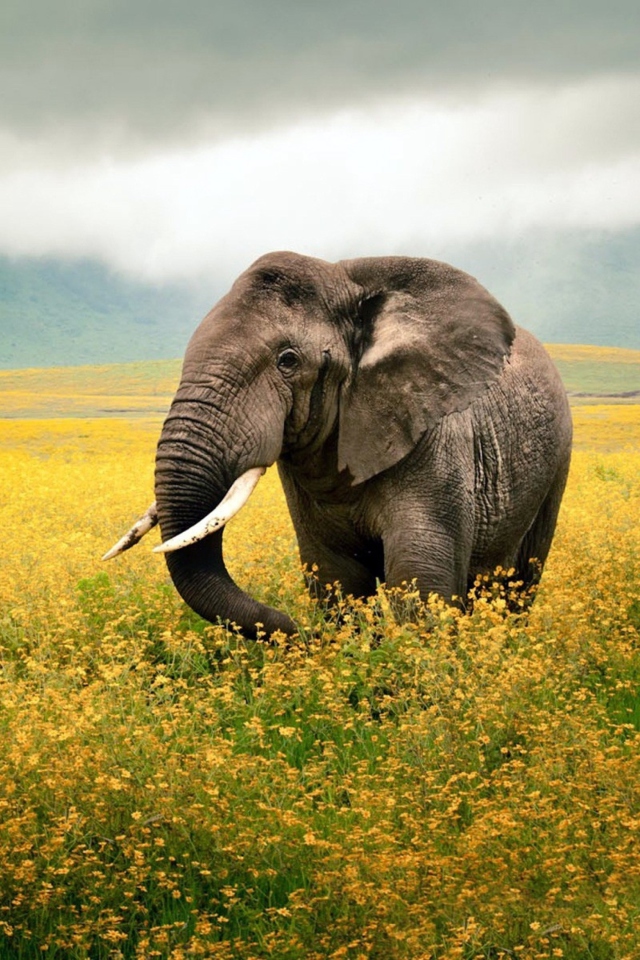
[337,257,516,485]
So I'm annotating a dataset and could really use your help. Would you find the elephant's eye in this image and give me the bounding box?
[277,349,300,373]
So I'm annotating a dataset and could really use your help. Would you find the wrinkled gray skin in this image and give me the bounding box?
[155,252,572,638]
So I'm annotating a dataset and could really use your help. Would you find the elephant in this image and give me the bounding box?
[104,251,572,638]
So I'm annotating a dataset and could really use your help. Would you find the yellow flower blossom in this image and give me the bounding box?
[0,392,638,958]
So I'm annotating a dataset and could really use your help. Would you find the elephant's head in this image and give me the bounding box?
[106,251,514,637]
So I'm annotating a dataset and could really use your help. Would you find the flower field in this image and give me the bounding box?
[0,393,639,957]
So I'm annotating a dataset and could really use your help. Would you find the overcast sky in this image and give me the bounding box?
[1,0,639,284]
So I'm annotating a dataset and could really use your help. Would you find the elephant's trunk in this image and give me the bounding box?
[154,393,296,639]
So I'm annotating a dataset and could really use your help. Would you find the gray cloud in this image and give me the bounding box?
[2,81,638,282]
[1,0,639,151]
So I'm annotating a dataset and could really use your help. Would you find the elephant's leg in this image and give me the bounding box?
[512,458,571,605]
[381,509,473,607]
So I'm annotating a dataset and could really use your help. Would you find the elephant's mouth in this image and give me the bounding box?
[102,466,266,560]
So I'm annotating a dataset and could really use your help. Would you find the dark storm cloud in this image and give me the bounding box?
[1,0,638,148]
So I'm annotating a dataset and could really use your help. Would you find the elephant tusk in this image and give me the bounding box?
[153,466,266,555]
[102,502,159,561]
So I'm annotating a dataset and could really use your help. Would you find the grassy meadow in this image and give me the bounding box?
[0,348,639,959]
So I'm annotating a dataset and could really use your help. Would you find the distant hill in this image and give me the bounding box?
[0,227,638,368]
[451,227,640,351]
[0,257,213,369]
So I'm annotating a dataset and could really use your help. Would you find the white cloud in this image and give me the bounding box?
[1,75,639,282]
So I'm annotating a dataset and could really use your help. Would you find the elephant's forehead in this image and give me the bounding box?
[235,268,323,312]
[190,297,315,354]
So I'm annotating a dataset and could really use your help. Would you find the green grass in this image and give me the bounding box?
[543,344,640,400]
[0,360,181,418]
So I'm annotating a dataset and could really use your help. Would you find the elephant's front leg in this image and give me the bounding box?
[380,501,474,607]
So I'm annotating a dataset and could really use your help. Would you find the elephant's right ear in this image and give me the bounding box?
[337,257,516,485]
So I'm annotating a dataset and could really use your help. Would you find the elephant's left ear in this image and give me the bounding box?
[337,258,516,485]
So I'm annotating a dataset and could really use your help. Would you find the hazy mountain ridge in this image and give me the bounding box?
[0,229,638,369]
[0,257,213,369]
[451,228,640,350]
